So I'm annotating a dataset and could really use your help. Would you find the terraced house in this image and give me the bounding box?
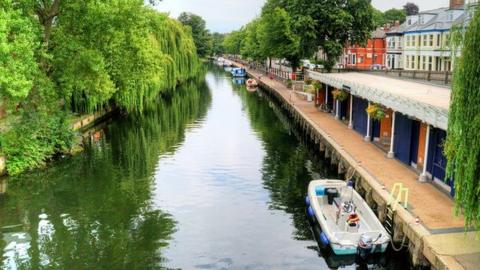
[402,0,470,72]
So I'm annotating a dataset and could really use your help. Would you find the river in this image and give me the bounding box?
[0,65,411,269]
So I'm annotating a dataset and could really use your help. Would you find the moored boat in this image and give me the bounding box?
[306,179,390,256]
[246,78,258,88]
[231,68,246,77]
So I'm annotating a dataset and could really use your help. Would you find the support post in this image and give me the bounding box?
[325,85,329,111]
[419,124,431,182]
[335,100,340,119]
[348,94,353,129]
[364,101,371,141]
[388,111,396,158]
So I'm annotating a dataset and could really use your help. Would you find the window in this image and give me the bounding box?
[445,33,450,47]
[406,56,410,69]
[423,35,427,46]
[412,36,416,46]
[411,55,415,69]
[428,56,433,71]
[429,35,434,46]
[352,54,357,65]
[422,56,427,70]
[437,34,441,47]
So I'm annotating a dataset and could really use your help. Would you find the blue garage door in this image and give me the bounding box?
[427,128,453,196]
[394,112,413,165]
[352,97,368,136]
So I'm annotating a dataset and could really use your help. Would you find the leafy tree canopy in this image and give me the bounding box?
[178,12,213,57]
[403,2,419,16]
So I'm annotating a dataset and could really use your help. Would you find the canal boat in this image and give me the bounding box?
[230,68,246,77]
[306,179,390,256]
[246,78,258,88]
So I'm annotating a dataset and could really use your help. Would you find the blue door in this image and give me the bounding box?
[339,99,348,119]
[427,128,452,195]
[352,97,368,136]
[394,112,413,165]
[372,120,381,139]
[410,120,420,165]
[327,88,334,111]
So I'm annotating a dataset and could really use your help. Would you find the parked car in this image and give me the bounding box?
[370,64,383,70]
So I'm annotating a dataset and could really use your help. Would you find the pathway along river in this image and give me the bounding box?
[0,65,411,269]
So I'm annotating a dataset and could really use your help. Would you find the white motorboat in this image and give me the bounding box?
[306,179,390,256]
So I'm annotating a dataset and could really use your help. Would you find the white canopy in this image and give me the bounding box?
[308,71,450,130]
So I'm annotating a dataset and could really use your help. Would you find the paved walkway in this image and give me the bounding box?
[242,64,464,231]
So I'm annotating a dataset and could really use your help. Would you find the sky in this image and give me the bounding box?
[154,0,450,33]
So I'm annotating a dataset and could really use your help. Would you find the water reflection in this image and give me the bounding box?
[0,80,211,269]
[1,65,411,269]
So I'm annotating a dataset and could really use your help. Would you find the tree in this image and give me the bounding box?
[178,12,212,57]
[223,29,245,56]
[260,0,375,71]
[372,8,386,27]
[403,2,419,16]
[0,0,39,109]
[0,0,201,175]
[258,7,300,69]
[241,19,265,61]
[211,32,225,56]
[445,8,480,231]
[384,8,407,24]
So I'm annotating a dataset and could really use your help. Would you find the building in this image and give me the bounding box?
[401,0,472,72]
[385,22,405,69]
[343,27,387,70]
[308,71,454,197]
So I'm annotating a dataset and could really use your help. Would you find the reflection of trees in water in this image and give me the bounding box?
[1,79,211,269]
[232,85,337,241]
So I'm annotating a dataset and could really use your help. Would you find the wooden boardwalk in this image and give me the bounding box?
[231,61,480,270]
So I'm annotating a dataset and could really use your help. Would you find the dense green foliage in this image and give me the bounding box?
[211,32,226,56]
[178,12,213,57]
[223,0,376,71]
[0,0,201,175]
[373,8,406,27]
[223,29,245,55]
[445,8,480,231]
[403,2,419,16]
[258,7,300,69]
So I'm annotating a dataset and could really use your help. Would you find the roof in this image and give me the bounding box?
[307,71,451,130]
[371,28,386,39]
[386,23,406,35]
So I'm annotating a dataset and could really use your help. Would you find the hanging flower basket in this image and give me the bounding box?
[332,89,348,102]
[313,81,322,91]
[366,103,386,120]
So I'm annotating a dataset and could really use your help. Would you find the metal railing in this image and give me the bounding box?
[331,68,452,85]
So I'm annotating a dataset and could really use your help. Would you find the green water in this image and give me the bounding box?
[0,65,410,269]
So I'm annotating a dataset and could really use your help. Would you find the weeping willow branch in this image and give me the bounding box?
[445,6,480,231]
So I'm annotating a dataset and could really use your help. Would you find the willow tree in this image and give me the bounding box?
[0,0,39,109]
[445,9,480,230]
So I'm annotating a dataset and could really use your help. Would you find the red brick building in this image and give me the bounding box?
[343,28,387,70]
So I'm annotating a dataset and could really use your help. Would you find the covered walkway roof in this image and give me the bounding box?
[308,71,451,130]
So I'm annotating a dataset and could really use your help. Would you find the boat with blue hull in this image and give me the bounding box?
[306,179,390,256]
[230,67,246,77]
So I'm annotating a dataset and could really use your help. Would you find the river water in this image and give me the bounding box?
[0,65,410,269]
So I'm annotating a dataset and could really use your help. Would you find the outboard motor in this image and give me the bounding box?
[357,233,373,258]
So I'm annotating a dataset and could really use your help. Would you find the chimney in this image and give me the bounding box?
[450,0,465,9]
